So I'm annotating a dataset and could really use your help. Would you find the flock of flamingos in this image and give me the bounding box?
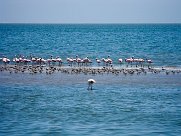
[1,55,181,76]
[0,55,153,67]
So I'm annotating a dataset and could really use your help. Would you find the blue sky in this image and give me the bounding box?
[0,0,181,23]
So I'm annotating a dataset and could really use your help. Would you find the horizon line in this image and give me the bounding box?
[0,22,181,25]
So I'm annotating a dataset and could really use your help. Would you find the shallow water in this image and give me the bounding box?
[0,72,181,135]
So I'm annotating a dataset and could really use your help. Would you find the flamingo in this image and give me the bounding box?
[83,57,91,66]
[147,59,152,63]
[133,58,139,67]
[67,58,73,66]
[41,58,46,65]
[107,58,112,65]
[18,57,24,65]
[132,58,145,67]
[87,79,96,90]
[72,58,77,65]
[96,58,101,66]
[31,57,37,65]
[50,58,57,66]
[118,58,123,64]
[46,55,53,66]
[36,58,45,66]
[23,58,31,65]
[138,58,144,67]
[46,59,52,66]
[13,56,20,65]
[133,58,139,62]
[107,56,113,65]
[146,59,153,68]
[101,58,109,66]
[48,56,55,65]
[56,57,63,66]
[52,58,57,63]
[125,58,133,67]
[35,58,40,65]
[138,58,144,63]
[2,57,10,65]
[101,56,112,66]
[76,57,82,67]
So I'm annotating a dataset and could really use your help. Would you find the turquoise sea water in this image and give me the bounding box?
[0,24,181,66]
[0,72,181,135]
[0,24,181,135]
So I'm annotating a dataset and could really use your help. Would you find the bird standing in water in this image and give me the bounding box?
[87,79,96,90]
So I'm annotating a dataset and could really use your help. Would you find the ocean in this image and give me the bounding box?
[0,24,181,66]
[0,24,181,135]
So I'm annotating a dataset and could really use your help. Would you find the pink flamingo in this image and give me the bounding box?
[82,57,92,66]
[41,58,46,64]
[138,58,144,67]
[132,58,145,67]
[125,58,134,67]
[67,58,74,66]
[2,57,10,66]
[73,58,77,65]
[87,58,92,66]
[49,55,56,65]
[46,55,53,66]
[13,55,20,65]
[56,57,63,66]
[102,58,112,66]
[36,58,46,66]
[31,57,37,65]
[101,58,109,66]
[18,56,24,65]
[76,57,82,67]
[46,58,52,66]
[138,58,144,63]
[96,58,101,66]
[107,58,112,65]
[23,58,31,65]
[133,58,139,62]
[133,58,139,67]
